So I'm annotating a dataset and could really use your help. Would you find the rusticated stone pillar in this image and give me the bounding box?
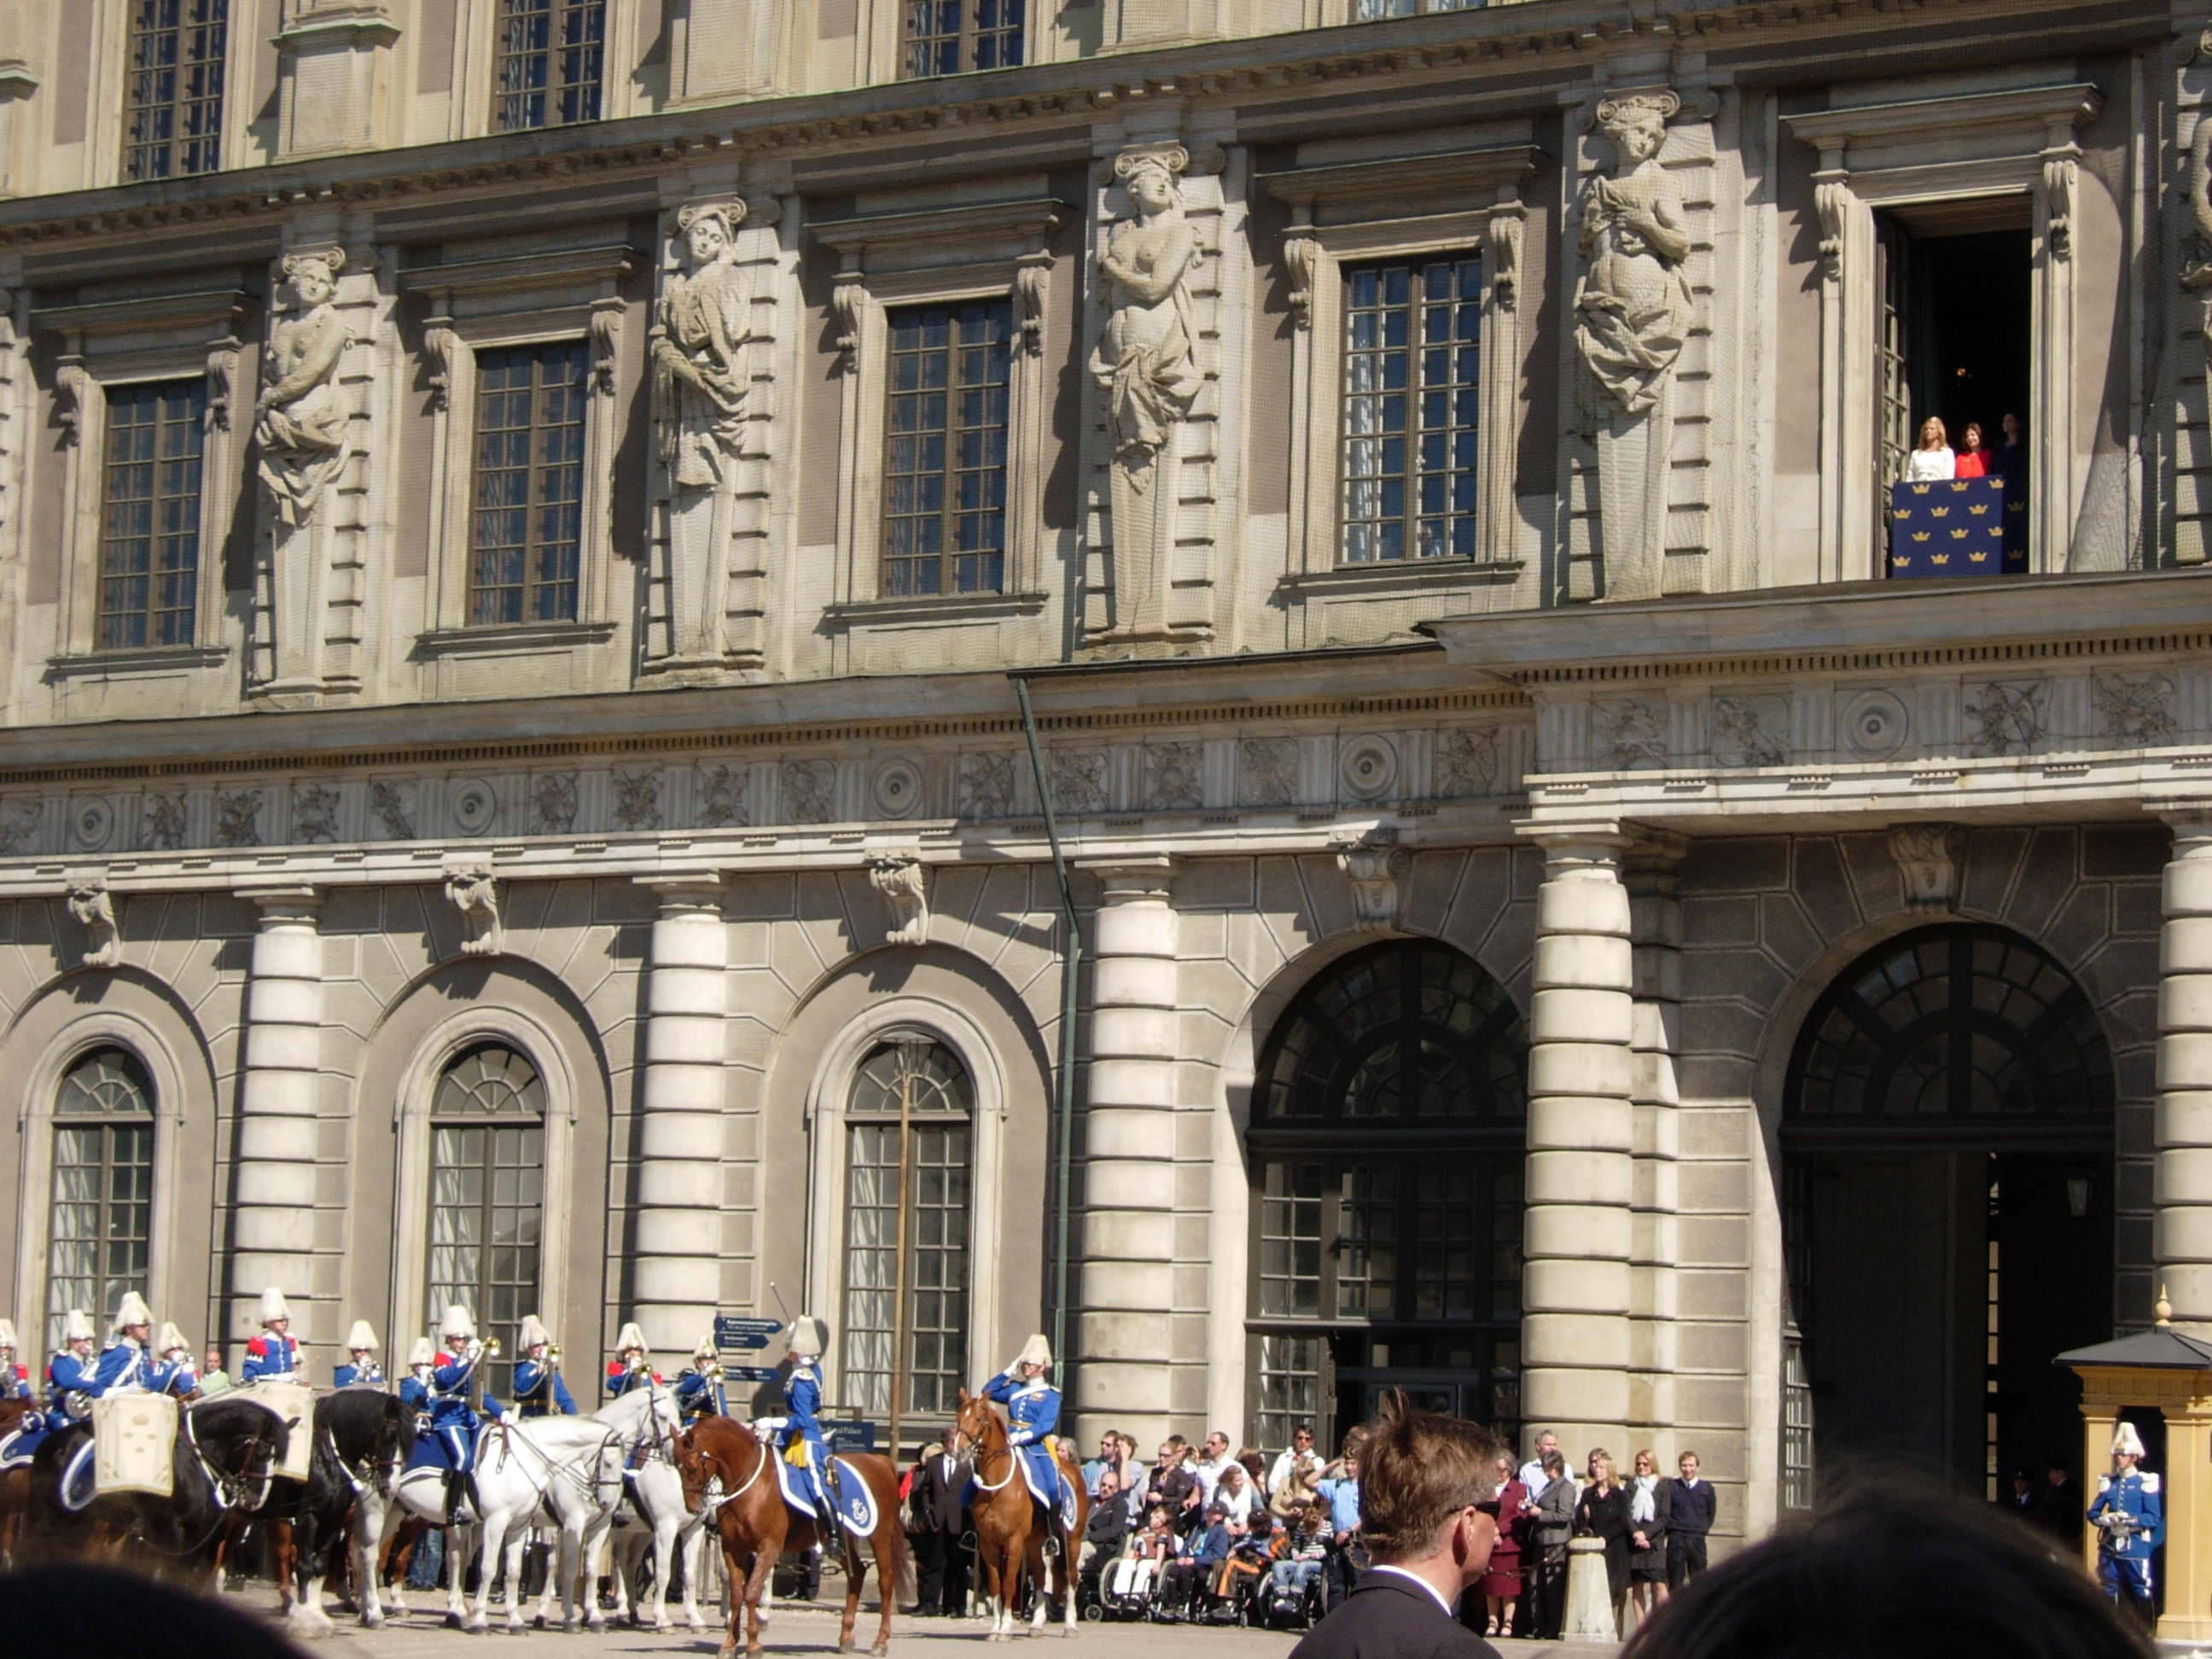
[1522,830,1635,1458]
[1626,835,1686,1448]
[1074,856,1179,1441]
[231,882,325,1344]
[634,876,728,1353]
[2159,816,2212,1330]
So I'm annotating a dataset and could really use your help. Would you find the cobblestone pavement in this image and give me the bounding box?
[231,1588,1600,1658]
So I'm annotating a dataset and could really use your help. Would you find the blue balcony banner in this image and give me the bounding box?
[1888,475,2023,578]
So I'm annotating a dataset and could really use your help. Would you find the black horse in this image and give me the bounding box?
[258,1387,412,1631]
[20,1395,288,1580]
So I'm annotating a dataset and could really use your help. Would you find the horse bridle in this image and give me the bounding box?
[955,1412,1017,1493]
[187,1405,278,1515]
[686,1431,767,1517]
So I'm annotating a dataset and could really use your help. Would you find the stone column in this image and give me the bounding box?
[231,882,325,1343]
[1626,835,1685,1447]
[634,876,729,1353]
[1522,830,1635,1458]
[2158,817,2212,1330]
[1074,856,1179,1441]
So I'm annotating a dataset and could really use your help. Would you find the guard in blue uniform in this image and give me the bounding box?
[154,1323,201,1399]
[333,1320,383,1388]
[0,1319,29,1401]
[509,1315,576,1417]
[399,1336,437,1437]
[422,1304,502,1520]
[91,1292,163,1395]
[674,1335,727,1422]
[2090,1420,2164,1626]
[242,1287,303,1383]
[605,1323,661,1398]
[981,1334,1067,1519]
[0,1309,97,1468]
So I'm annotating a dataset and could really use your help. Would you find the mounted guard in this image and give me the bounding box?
[674,1334,727,1422]
[0,1309,95,1468]
[399,1336,436,1434]
[982,1334,1077,1527]
[606,1323,661,1397]
[333,1320,382,1388]
[0,1318,28,1400]
[412,1304,502,1519]
[154,1322,200,1398]
[510,1315,575,1417]
[242,1286,303,1382]
[771,1315,835,1523]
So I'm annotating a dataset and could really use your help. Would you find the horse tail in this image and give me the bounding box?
[886,1498,914,1604]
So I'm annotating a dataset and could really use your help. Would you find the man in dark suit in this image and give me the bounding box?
[1289,1394,1503,1659]
[1660,1450,1717,1590]
[908,1426,973,1615]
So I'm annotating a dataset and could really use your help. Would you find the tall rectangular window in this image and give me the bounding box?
[98,379,206,652]
[493,0,605,131]
[882,300,1011,598]
[469,341,589,627]
[46,1051,156,1352]
[1342,254,1481,563]
[901,0,1023,79]
[124,0,229,180]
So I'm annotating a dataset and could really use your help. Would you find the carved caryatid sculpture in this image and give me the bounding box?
[255,248,352,528]
[651,200,757,666]
[1575,92,1691,602]
[1089,144,1203,640]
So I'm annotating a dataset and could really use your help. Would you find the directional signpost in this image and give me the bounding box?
[723,1365,779,1383]
[714,1315,785,1352]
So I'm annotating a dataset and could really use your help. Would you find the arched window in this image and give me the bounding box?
[427,1044,546,1398]
[842,1038,975,1419]
[1248,941,1528,1452]
[47,1047,156,1349]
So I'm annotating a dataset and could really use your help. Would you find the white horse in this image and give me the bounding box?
[600,1382,715,1633]
[393,1412,626,1633]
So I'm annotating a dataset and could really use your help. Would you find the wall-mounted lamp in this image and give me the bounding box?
[2067,1178,2093,1220]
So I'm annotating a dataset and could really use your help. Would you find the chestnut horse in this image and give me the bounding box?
[673,1416,909,1657]
[952,1389,1087,1640]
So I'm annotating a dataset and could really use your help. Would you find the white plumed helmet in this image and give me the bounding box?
[787,1317,824,1360]
[111,1290,153,1333]
[0,1318,17,1350]
[62,1309,96,1343]
[519,1314,550,1350]
[439,1305,476,1341]
[616,1322,649,1357]
[346,1319,378,1353]
[259,1287,291,1325]
[694,1332,717,1361]
[1015,1332,1052,1371]
[2113,1421,2148,1460]
[156,1321,190,1358]
[406,1336,436,1368]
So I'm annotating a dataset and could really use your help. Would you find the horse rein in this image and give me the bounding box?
[689,1431,771,1517]
[187,1406,276,1515]
[958,1417,1017,1493]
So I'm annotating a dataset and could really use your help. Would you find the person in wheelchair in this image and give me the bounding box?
[1104,1505,1177,1618]
[1261,1498,1331,1628]
[1160,1502,1235,1621]
[1208,1508,1277,1624]
[1076,1468,1130,1616]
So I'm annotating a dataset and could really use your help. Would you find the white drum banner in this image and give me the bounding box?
[93,1392,177,1498]
[243,1381,317,1482]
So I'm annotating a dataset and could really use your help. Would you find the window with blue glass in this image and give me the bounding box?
[882,300,1011,599]
[469,341,588,626]
[901,0,1024,78]
[493,0,605,131]
[124,0,229,181]
[1341,255,1481,564]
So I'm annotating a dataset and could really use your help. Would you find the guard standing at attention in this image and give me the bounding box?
[675,1336,728,1422]
[2089,1420,2164,1628]
[242,1288,303,1382]
[510,1315,576,1417]
[333,1321,382,1388]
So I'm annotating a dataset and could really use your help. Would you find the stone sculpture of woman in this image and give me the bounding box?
[254,248,352,527]
[652,200,754,489]
[1089,144,1203,637]
[1575,93,1692,416]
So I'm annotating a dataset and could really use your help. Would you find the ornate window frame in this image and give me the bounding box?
[855,0,1035,90]
[1259,142,1538,645]
[812,196,1065,653]
[800,996,1009,1407]
[445,0,643,138]
[32,287,247,674]
[387,1005,579,1354]
[11,1015,190,1347]
[73,0,258,187]
[399,244,636,678]
[1784,82,2102,582]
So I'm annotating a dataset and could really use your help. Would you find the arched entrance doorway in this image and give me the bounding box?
[1784,923,2115,1496]
[1246,940,1528,1452]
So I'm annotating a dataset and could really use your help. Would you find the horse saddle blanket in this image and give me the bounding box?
[0,1422,37,1471]
[1016,1443,1079,1530]
[93,1391,176,1499]
[775,1448,879,1538]
[238,1381,316,1482]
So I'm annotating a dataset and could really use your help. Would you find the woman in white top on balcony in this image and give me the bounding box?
[1904,416,1956,481]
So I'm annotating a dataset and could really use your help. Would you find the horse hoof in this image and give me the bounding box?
[443,1615,463,1631]
[362,1613,385,1631]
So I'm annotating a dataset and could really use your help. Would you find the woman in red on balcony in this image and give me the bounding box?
[1904,416,1955,481]
[1954,422,1990,478]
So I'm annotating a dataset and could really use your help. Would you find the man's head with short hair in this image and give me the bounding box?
[1098,1470,1120,1497]
[1679,1451,1700,1479]
[1204,1430,1230,1459]
[1534,1429,1558,1457]
[1294,1426,1315,1449]
[1355,1390,1502,1567]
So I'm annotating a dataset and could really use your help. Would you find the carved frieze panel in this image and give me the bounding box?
[960,753,1017,822]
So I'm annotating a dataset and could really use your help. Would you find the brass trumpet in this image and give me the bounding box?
[482,1336,503,1358]
[545,1343,562,1365]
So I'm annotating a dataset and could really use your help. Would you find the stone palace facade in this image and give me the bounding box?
[0,0,2203,1550]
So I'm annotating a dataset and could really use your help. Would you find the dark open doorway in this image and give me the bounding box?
[1784,925,2114,1498]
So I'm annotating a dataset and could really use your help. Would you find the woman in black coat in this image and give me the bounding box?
[1573,1449,1632,1633]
